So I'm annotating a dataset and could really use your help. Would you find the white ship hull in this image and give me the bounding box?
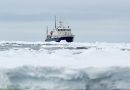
[45,17,74,42]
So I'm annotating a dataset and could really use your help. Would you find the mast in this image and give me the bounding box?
[46,26,48,36]
[55,16,57,29]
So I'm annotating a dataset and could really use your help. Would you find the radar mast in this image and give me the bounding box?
[55,16,57,29]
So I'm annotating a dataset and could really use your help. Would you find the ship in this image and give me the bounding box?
[45,17,74,42]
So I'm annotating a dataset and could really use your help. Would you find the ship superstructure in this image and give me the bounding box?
[45,17,74,42]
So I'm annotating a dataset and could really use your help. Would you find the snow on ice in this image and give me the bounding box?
[0,41,130,90]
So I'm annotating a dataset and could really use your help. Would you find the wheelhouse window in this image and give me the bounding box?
[58,29,71,31]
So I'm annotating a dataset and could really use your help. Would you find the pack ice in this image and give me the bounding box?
[0,41,130,90]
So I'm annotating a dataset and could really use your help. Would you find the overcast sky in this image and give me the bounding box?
[0,0,130,42]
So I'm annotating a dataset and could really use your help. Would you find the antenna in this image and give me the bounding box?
[55,16,57,28]
[46,26,48,36]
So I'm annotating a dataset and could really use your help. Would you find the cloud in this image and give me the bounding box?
[0,0,130,21]
[0,0,130,42]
